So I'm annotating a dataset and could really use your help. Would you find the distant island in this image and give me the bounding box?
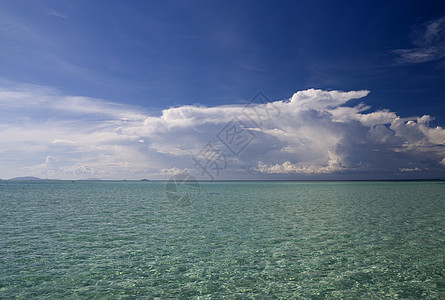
[140,179,150,181]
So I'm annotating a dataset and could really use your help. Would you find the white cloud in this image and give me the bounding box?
[394,17,445,64]
[45,9,68,20]
[65,164,99,177]
[159,167,195,176]
[1,84,445,179]
[0,84,146,120]
[256,150,347,174]
[44,156,59,169]
[52,139,75,144]
[400,167,422,172]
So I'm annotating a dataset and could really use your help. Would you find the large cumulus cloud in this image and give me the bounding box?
[0,84,444,179]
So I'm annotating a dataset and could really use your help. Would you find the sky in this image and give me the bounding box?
[1,0,445,180]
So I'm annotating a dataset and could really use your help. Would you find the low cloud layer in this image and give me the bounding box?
[0,84,444,179]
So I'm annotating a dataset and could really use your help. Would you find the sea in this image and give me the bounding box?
[1,180,444,299]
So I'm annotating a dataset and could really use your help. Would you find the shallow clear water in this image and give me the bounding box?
[1,181,444,299]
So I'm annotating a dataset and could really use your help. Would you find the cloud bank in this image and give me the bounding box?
[0,84,444,179]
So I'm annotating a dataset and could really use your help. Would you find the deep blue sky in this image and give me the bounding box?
[1,0,445,119]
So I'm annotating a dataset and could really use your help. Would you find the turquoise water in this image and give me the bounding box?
[1,181,444,299]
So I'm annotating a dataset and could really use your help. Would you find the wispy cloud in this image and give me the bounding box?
[394,16,445,64]
[0,12,142,92]
[45,9,68,20]
[0,84,444,179]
